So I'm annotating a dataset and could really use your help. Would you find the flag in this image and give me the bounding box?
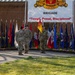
[42,19,44,26]
[29,40,33,49]
[21,23,24,29]
[70,24,74,49]
[37,19,43,33]
[47,27,51,48]
[50,30,54,48]
[64,25,69,49]
[33,32,39,49]
[8,22,12,45]
[0,21,1,48]
[1,37,4,48]
[0,21,4,48]
[54,24,57,49]
[14,22,18,48]
[60,25,64,48]
[11,24,15,47]
[5,25,8,47]
[74,36,75,50]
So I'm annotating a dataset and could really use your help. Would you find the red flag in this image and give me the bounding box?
[51,30,54,48]
[46,0,56,4]
[21,23,24,29]
[47,37,52,48]
[8,23,12,44]
[47,31,51,48]
[51,41,54,48]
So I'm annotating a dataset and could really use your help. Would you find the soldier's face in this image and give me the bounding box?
[43,27,45,30]
[25,27,28,29]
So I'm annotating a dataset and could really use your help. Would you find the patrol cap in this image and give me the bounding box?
[42,25,45,27]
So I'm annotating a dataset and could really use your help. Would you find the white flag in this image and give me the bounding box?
[14,22,18,48]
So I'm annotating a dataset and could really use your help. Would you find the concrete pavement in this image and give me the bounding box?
[0,50,75,64]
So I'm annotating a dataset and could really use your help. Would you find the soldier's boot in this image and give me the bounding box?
[40,50,45,53]
[40,46,45,53]
[18,51,23,55]
[24,50,28,54]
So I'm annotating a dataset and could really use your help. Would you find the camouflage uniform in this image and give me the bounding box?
[15,29,24,55]
[39,26,48,53]
[24,26,32,53]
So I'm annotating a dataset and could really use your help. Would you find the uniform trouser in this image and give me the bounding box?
[18,42,23,54]
[40,40,47,51]
[24,39,30,52]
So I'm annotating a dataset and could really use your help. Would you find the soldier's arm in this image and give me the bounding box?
[29,30,32,39]
[45,31,48,39]
[23,29,26,38]
[38,32,41,40]
[15,32,18,42]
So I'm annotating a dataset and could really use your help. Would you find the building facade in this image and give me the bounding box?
[0,0,28,27]
[0,0,74,34]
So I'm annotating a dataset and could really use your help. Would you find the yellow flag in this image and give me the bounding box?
[37,20,43,33]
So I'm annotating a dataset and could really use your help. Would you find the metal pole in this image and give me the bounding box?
[73,0,75,51]
[73,0,75,34]
[24,0,27,27]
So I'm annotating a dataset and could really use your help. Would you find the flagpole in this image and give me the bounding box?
[24,0,27,27]
[42,18,44,26]
[73,0,75,34]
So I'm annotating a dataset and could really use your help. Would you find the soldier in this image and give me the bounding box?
[15,26,24,55]
[39,26,48,53]
[23,24,32,53]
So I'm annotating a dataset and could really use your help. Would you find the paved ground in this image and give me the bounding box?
[0,50,75,64]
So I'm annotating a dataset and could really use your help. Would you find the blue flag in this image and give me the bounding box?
[54,24,57,49]
[64,25,69,49]
[5,25,8,47]
[0,22,1,48]
[70,24,74,49]
[48,26,51,32]
[74,36,75,50]
[29,40,33,49]
[60,25,64,48]
[0,21,5,48]
[47,26,51,48]
[1,37,4,48]
[11,24,15,47]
